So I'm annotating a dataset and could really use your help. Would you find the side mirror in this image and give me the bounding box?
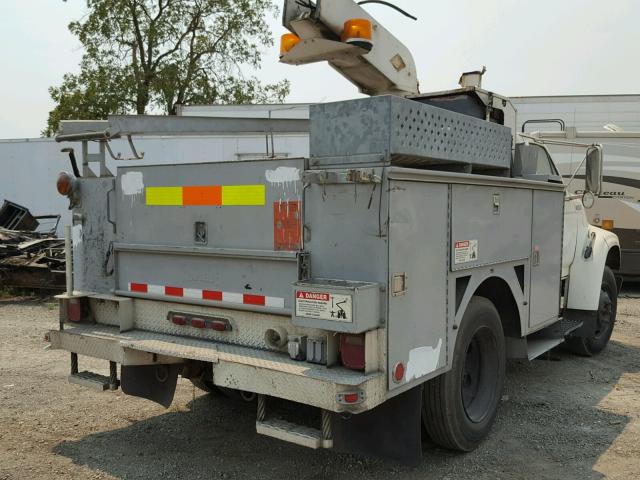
[585,145,603,195]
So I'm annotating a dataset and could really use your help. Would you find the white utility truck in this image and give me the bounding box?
[46,0,621,464]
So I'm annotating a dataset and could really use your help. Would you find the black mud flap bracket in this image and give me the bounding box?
[121,364,182,408]
[331,385,423,466]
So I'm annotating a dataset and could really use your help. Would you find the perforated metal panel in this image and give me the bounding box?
[310,95,512,170]
[389,101,513,169]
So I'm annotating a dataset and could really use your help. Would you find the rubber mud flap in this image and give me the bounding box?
[121,364,181,408]
[332,385,423,466]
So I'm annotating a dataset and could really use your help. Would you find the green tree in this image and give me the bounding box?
[44,0,289,136]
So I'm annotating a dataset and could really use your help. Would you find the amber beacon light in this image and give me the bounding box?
[56,171,75,196]
[341,18,373,51]
[280,33,301,57]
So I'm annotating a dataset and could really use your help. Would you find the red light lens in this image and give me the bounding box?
[340,334,365,371]
[191,318,206,329]
[344,393,360,404]
[56,172,74,196]
[172,315,187,326]
[393,362,405,383]
[210,321,227,332]
[67,299,82,322]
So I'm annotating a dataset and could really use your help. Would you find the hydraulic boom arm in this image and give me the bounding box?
[280,0,419,97]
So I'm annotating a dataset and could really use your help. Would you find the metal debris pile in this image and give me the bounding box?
[0,200,64,291]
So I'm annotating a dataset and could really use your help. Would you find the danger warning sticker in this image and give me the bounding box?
[454,240,478,264]
[295,291,353,323]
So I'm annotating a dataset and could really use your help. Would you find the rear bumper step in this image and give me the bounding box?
[257,419,329,449]
[68,371,112,391]
[255,395,333,449]
[47,324,384,413]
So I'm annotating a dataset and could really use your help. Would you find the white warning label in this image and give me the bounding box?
[454,240,478,264]
[295,291,353,323]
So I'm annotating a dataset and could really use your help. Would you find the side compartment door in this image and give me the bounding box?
[388,181,448,391]
[529,190,564,330]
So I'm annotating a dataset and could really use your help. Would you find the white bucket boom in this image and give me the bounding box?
[280,0,419,97]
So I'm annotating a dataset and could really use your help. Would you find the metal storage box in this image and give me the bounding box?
[309,95,513,170]
[292,279,380,333]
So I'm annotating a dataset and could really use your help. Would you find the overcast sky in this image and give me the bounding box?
[1,0,639,139]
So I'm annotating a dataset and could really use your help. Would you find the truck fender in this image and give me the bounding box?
[566,226,620,311]
[449,264,525,369]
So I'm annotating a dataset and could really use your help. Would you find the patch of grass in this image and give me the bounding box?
[0,287,19,299]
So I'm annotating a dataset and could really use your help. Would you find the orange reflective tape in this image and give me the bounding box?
[183,186,222,206]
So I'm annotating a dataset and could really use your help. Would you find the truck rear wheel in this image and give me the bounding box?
[565,266,617,356]
[422,296,506,452]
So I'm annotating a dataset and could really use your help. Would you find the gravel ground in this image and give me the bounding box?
[1,290,639,480]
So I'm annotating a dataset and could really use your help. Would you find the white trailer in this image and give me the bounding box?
[514,95,640,278]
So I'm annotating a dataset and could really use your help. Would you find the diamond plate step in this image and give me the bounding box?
[526,337,564,361]
[257,418,328,449]
[68,371,110,391]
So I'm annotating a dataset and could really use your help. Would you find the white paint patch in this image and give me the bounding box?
[266,167,300,184]
[405,339,443,382]
[121,171,145,195]
[71,224,83,248]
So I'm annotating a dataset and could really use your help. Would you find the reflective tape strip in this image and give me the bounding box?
[183,185,222,206]
[221,185,266,206]
[144,184,265,206]
[222,292,243,304]
[265,296,286,309]
[126,283,284,308]
[146,187,183,206]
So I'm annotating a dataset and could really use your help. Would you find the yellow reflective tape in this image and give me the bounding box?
[221,185,266,206]
[146,186,183,206]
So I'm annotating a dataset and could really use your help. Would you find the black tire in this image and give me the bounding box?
[422,296,506,452]
[189,376,219,393]
[565,266,618,356]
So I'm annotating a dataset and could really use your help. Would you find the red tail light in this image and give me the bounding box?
[340,333,365,371]
[67,299,82,322]
[210,320,228,332]
[344,393,359,403]
[190,318,206,329]
[167,311,231,331]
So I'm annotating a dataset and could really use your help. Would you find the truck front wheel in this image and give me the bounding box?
[422,296,506,451]
[565,266,618,356]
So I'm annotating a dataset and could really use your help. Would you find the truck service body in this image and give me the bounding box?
[46,0,621,464]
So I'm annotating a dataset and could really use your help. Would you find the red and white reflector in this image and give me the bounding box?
[128,282,285,309]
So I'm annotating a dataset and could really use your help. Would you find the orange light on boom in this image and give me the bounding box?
[341,18,373,51]
[280,33,301,57]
